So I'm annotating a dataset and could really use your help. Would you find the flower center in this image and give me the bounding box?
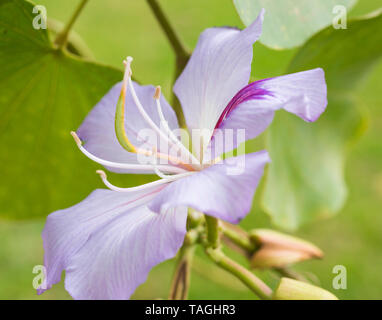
[114,56,200,172]
[69,56,208,194]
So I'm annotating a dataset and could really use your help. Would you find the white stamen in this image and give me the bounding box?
[123,57,133,81]
[96,169,190,193]
[125,58,199,168]
[71,131,186,174]
[153,165,194,181]
[125,60,174,149]
[71,131,82,147]
[150,149,171,180]
[150,147,193,181]
[154,86,200,166]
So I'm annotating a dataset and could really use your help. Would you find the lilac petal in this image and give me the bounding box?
[39,186,187,299]
[39,188,158,294]
[149,151,270,224]
[77,81,179,173]
[208,68,327,157]
[65,206,187,300]
[173,10,265,146]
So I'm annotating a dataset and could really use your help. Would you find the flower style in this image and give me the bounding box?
[39,9,327,299]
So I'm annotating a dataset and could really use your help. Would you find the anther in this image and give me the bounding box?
[70,131,82,147]
[123,56,133,77]
[154,86,161,100]
[96,169,107,180]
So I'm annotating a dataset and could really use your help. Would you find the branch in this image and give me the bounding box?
[205,216,220,249]
[221,222,257,255]
[168,245,195,300]
[55,0,89,49]
[205,247,273,300]
[146,0,190,59]
[168,224,202,300]
[274,267,315,284]
[146,0,189,128]
[203,219,272,299]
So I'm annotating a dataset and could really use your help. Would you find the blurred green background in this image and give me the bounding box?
[0,0,381,299]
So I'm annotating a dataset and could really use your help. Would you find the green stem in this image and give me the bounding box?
[146,0,189,59]
[171,94,187,129]
[168,244,195,300]
[205,216,220,249]
[54,0,89,49]
[221,224,257,254]
[187,209,204,229]
[48,19,94,59]
[205,247,273,300]
[146,0,189,128]
[275,267,311,283]
[168,220,202,300]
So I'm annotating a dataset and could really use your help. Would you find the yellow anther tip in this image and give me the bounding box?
[154,86,161,100]
[96,170,107,180]
[70,131,82,147]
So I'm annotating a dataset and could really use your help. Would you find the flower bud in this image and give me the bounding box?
[250,247,313,269]
[249,229,323,269]
[273,277,338,300]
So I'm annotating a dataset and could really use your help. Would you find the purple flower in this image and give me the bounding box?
[39,9,327,299]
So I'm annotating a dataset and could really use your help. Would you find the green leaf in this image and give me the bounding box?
[262,10,382,230]
[233,0,357,49]
[0,0,123,219]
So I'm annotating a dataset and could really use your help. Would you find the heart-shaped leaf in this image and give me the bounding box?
[0,0,123,219]
[233,0,357,49]
[262,10,382,230]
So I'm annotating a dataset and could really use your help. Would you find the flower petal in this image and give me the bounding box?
[77,81,179,173]
[65,206,187,300]
[39,185,184,299]
[149,151,270,224]
[173,10,264,155]
[208,68,327,157]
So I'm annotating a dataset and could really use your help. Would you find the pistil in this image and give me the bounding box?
[113,56,197,170]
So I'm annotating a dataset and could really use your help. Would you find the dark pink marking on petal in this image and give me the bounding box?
[215,79,274,129]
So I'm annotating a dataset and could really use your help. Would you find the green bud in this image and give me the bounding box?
[273,278,338,300]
